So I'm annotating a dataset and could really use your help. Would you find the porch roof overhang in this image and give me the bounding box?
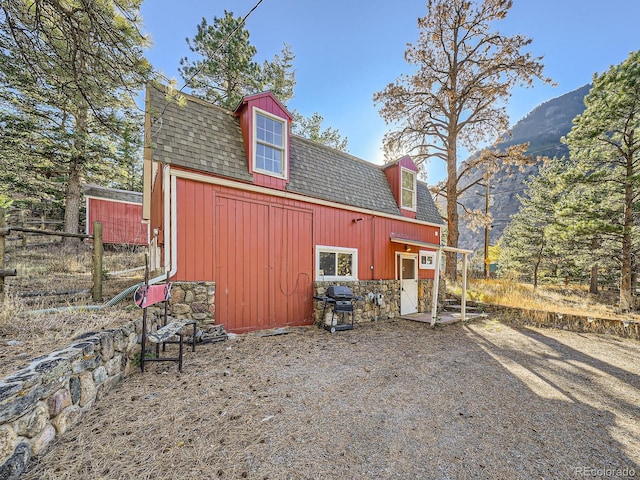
[389,235,473,255]
[389,235,440,250]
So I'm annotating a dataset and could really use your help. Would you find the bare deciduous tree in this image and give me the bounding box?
[374,0,552,279]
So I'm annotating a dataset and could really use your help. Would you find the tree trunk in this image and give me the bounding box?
[619,152,635,311]
[620,251,633,311]
[589,237,599,294]
[63,104,88,243]
[532,237,545,290]
[589,263,599,294]
[445,133,459,281]
[64,162,82,241]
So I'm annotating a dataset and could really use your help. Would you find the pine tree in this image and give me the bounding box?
[179,11,261,110]
[292,112,348,151]
[553,171,619,293]
[260,43,296,105]
[563,50,640,311]
[0,0,150,235]
[178,13,350,150]
[500,158,565,287]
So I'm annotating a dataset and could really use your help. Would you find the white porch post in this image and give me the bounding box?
[430,248,442,326]
[461,253,468,322]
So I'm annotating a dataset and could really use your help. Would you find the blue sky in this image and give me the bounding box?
[140,0,640,184]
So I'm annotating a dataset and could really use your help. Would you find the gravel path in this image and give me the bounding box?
[21,318,640,479]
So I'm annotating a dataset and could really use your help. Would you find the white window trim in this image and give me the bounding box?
[419,250,436,270]
[252,107,287,179]
[315,245,358,281]
[400,167,417,211]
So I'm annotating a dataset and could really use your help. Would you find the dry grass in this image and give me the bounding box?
[0,292,140,377]
[4,237,145,305]
[0,240,145,377]
[18,319,640,479]
[450,279,639,321]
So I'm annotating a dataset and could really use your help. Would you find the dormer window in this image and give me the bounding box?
[254,108,287,178]
[401,167,417,210]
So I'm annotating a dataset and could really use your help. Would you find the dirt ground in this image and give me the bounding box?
[19,318,640,480]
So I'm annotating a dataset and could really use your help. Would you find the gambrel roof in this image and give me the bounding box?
[147,84,443,225]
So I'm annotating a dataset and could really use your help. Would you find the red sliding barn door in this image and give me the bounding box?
[214,195,313,332]
[271,205,313,327]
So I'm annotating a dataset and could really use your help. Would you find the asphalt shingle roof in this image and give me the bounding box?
[147,84,443,225]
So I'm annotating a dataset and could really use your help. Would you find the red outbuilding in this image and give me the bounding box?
[143,85,445,333]
[84,185,148,246]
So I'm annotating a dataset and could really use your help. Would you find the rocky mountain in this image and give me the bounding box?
[456,84,592,253]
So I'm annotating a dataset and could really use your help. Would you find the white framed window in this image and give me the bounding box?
[253,107,287,178]
[316,245,358,281]
[419,250,436,270]
[401,167,417,210]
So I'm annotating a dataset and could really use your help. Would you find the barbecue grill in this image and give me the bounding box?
[314,285,363,333]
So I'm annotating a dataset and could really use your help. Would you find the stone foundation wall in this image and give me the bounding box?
[0,281,216,479]
[314,280,400,324]
[313,279,442,325]
[168,282,215,328]
[418,279,446,313]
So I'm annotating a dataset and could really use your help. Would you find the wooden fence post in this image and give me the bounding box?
[93,221,103,302]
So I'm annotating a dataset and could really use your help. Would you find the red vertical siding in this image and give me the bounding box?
[215,196,271,331]
[311,206,437,280]
[87,198,147,245]
[172,173,439,331]
[383,163,401,206]
[175,180,216,281]
[271,206,313,326]
[253,172,287,190]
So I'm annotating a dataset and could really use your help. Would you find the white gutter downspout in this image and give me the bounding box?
[169,173,178,278]
[149,163,177,285]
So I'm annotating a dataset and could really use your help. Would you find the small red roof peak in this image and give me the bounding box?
[234,91,293,121]
[382,155,417,171]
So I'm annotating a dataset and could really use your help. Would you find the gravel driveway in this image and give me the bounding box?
[21,318,640,479]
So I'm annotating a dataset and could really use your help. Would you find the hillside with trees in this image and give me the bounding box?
[457,84,592,253]
[501,51,640,310]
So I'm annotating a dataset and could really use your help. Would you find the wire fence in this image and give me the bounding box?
[1,208,145,309]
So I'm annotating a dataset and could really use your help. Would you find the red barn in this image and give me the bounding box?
[84,185,148,245]
[143,85,445,333]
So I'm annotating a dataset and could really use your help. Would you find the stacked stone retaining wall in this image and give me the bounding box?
[482,303,640,341]
[0,281,216,479]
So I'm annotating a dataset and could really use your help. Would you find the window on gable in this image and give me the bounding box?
[254,108,286,178]
[316,246,358,281]
[401,168,417,210]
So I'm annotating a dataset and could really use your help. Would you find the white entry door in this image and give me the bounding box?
[399,254,418,315]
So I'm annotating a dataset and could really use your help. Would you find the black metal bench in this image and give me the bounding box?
[135,280,197,373]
